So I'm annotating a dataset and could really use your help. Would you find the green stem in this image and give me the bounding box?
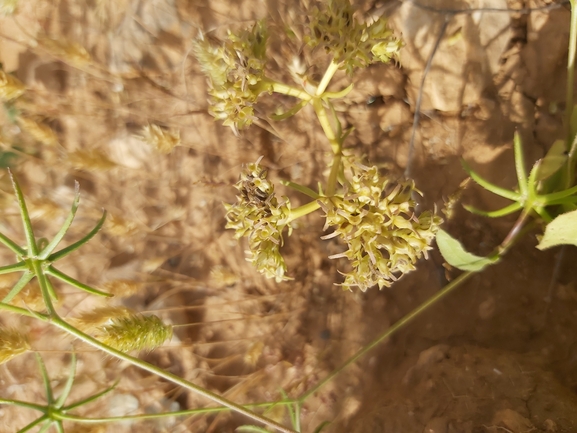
[288,200,321,223]
[316,61,340,96]
[48,317,296,433]
[298,270,474,402]
[326,152,342,197]
[566,0,577,184]
[266,80,312,101]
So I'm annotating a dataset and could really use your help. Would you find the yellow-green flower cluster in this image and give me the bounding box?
[307,0,402,74]
[224,159,292,282]
[193,21,270,135]
[321,163,442,291]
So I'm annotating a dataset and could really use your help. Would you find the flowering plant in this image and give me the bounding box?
[194,0,441,290]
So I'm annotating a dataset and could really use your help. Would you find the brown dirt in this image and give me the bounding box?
[0,1,576,433]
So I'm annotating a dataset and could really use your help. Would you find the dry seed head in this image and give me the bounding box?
[322,160,442,291]
[67,149,117,171]
[72,306,133,331]
[0,0,18,15]
[193,21,269,134]
[96,314,173,352]
[104,213,139,237]
[17,117,59,146]
[139,124,180,154]
[29,197,63,220]
[0,69,25,101]
[244,341,264,366]
[225,159,292,282]
[0,327,30,365]
[103,279,141,298]
[210,265,240,287]
[38,36,91,67]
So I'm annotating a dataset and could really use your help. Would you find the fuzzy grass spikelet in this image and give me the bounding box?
[67,149,117,171]
[225,159,292,282]
[72,306,133,331]
[0,69,25,101]
[307,0,402,74]
[17,117,60,146]
[139,124,180,154]
[0,327,30,365]
[321,162,442,291]
[97,314,172,352]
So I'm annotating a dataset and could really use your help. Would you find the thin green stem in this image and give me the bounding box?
[0,399,47,412]
[49,317,296,433]
[0,232,25,256]
[326,152,342,197]
[567,0,577,184]
[287,200,321,223]
[298,270,474,402]
[10,172,38,257]
[316,61,339,96]
[266,80,312,101]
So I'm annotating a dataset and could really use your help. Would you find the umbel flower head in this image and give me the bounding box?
[321,161,442,291]
[224,158,292,282]
[193,21,270,135]
[306,0,402,74]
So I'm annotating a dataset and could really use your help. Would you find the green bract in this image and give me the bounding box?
[321,162,442,291]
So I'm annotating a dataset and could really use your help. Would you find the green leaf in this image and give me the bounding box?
[436,229,498,272]
[461,161,520,202]
[537,209,577,249]
[536,139,567,182]
[236,426,271,433]
[513,132,528,197]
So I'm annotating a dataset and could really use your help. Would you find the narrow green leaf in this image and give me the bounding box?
[45,266,112,297]
[38,182,80,260]
[537,139,567,181]
[2,271,34,303]
[513,132,528,196]
[0,261,27,275]
[236,426,271,433]
[9,171,38,256]
[270,99,309,121]
[55,353,76,408]
[537,209,577,249]
[463,202,522,218]
[436,229,498,272]
[280,180,320,199]
[17,416,48,433]
[0,231,25,256]
[64,380,119,410]
[48,211,107,262]
[36,354,54,404]
[461,161,520,201]
[322,82,354,99]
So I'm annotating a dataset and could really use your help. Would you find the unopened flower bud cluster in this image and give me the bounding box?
[224,160,292,282]
[321,162,442,291]
[193,21,269,134]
